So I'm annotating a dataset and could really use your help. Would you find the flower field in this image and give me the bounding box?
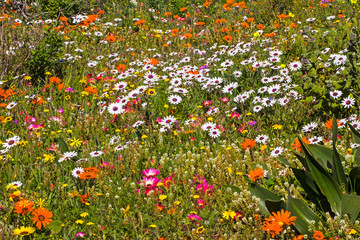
[1,0,360,239]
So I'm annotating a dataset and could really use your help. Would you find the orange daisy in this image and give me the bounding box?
[14,199,34,215]
[262,220,283,238]
[241,139,256,150]
[32,207,53,229]
[265,209,297,226]
[248,168,264,182]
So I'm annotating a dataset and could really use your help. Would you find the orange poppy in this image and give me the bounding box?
[32,207,53,229]
[196,22,205,26]
[57,83,64,91]
[164,12,172,16]
[248,168,264,181]
[241,139,256,150]
[14,199,34,215]
[313,231,325,240]
[224,35,233,42]
[0,103,7,108]
[98,9,105,15]
[179,7,188,12]
[215,18,226,24]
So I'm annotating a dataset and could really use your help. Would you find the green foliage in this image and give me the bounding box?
[26,29,64,85]
[37,0,96,18]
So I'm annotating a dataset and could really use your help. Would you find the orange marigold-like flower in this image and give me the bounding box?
[262,220,283,238]
[196,22,205,26]
[292,137,310,152]
[224,35,233,42]
[241,139,256,150]
[116,64,127,72]
[179,7,188,11]
[106,35,116,42]
[164,12,172,16]
[184,33,192,39]
[325,118,341,130]
[248,168,264,181]
[135,19,146,26]
[49,76,60,84]
[79,171,97,179]
[32,207,53,229]
[265,209,297,226]
[14,199,34,215]
[313,230,325,240]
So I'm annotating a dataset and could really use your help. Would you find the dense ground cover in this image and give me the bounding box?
[1,0,360,239]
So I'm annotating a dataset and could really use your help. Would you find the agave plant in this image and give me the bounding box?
[225,117,360,234]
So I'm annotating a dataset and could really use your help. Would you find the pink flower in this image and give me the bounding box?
[197,199,206,208]
[203,100,211,106]
[140,176,160,188]
[188,214,202,221]
[220,97,230,103]
[196,182,214,194]
[141,168,160,177]
[75,232,86,238]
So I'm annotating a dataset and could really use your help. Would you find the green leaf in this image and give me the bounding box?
[300,140,343,215]
[48,220,62,234]
[331,116,347,189]
[277,156,292,167]
[243,177,281,216]
[291,168,332,214]
[349,124,360,144]
[265,200,284,214]
[341,194,360,223]
[57,138,69,154]
[287,195,326,234]
[349,167,360,195]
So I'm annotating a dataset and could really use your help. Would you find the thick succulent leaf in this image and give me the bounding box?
[265,199,284,214]
[341,194,360,223]
[330,116,347,189]
[287,195,326,234]
[293,151,308,170]
[349,167,360,195]
[306,144,343,168]
[331,143,347,190]
[300,140,343,216]
[277,156,292,167]
[291,168,332,215]
[349,124,360,144]
[244,176,281,216]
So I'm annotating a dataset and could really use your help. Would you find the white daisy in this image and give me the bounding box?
[255,135,269,144]
[108,102,125,115]
[341,96,355,108]
[168,95,182,104]
[302,122,318,132]
[90,151,103,157]
[72,167,84,178]
[271,147,283,157]
[208,128,221,138]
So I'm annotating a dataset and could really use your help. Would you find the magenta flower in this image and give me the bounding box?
[141,168,160,177]
[75,232,86,238]
[196,182,214,194]
[140,176,160,188]
[203,100,211,106]
[188,214,202,221]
